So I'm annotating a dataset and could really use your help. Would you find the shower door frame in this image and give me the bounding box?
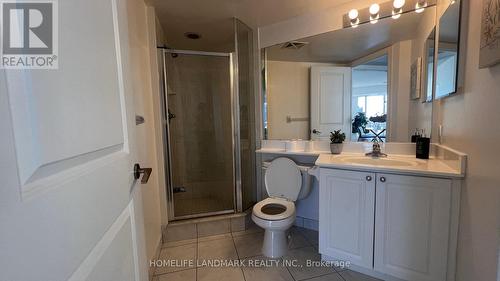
[161,49,243,221]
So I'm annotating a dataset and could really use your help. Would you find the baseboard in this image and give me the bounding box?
[294,216,319,231]
[322,254,405,281]
[148,236,162,281]
[162,211,252,242]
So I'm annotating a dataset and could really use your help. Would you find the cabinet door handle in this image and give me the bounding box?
[366,176,372,181]
[380,177,386,182]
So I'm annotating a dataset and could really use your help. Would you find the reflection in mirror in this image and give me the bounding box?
[435,0,462,99]
[424,29,436,102]
[352,54,388,142]
[262,6,436,142]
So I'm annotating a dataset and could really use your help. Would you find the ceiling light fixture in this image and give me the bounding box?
[415,0,427,13]
[349,9,360,27]
[369,4,380,24]
[392,0,405,19]
[184,32,201,40]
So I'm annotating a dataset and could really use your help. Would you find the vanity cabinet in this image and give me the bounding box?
[319,169,376,270]
[374,173,451,281]
[319,168,454,281]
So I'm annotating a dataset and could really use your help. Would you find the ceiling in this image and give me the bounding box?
[267,7,436,64]
[148,0,352,52]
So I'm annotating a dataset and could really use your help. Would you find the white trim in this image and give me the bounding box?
[129,200,140,281]
[67,200,134,281]
[446,179,461,281]
[111,0,130,154]
[21,151,127,201]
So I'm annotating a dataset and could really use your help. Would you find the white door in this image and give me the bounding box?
[310,66,351,140]
[0,0,148,280]
[319,169,375,270]
[374,174,451,281]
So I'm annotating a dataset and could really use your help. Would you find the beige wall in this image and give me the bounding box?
[387,41,412,142]
[434,0,500,280]
[155,16,167,47]
[267,61,339,139]
[129,4,166,264]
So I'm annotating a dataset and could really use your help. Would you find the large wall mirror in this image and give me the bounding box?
[435,0,463,99]
[261,5,445,142]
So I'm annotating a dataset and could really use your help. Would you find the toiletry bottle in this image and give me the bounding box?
[416,130,430,159]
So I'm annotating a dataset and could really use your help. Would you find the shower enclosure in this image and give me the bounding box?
[159,20,256,220]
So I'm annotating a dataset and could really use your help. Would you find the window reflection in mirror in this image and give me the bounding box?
[435,0,461,99]
[352,54,388,142]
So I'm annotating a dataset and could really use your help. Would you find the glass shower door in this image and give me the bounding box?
[164,52,235,219]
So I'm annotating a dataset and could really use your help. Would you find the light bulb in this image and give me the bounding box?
[393,0,405,9]
[369,3,380,15]
[348,9,359,27]
[370,3,380,23]
[392,0,404,18]
[348,9,359,19]
[415,0,427,13]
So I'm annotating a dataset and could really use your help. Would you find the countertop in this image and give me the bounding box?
[315,153,465,178]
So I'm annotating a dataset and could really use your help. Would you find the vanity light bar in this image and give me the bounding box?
[343,0,436,28]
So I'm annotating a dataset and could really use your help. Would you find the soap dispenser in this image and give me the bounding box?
[415,129,430,159]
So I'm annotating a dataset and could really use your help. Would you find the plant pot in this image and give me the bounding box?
[330,143,344,154]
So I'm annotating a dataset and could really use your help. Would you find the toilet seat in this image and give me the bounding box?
[264,158,302,201]
[253,197,295,221]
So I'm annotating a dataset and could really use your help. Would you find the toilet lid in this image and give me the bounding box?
[265,157,302,201]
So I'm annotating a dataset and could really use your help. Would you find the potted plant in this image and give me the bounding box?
[330,130,346,154]
[352,112,369,134]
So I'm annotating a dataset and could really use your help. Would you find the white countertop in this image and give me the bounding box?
[315,153,465,178]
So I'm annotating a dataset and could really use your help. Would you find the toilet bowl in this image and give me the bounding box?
[252,157,313,258]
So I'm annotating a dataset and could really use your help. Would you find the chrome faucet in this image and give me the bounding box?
[365,140,387,158]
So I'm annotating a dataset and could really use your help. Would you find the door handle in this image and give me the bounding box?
[134,163,152,184]
[312,129,322,135]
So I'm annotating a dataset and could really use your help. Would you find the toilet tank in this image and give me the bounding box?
[297,165,313,200]
[262,161,314,201]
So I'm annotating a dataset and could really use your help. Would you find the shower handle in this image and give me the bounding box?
[168,109,176,123]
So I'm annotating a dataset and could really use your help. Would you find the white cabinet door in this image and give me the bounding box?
[374,174,452,281]
[310,66,351,140]
[319,169,375,269]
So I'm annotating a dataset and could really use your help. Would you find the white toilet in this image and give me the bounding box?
[252,157,314,258]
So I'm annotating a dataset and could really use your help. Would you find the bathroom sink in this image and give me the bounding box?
[338,156,421,167]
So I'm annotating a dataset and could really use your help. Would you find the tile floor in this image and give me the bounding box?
[152,226,382,281]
